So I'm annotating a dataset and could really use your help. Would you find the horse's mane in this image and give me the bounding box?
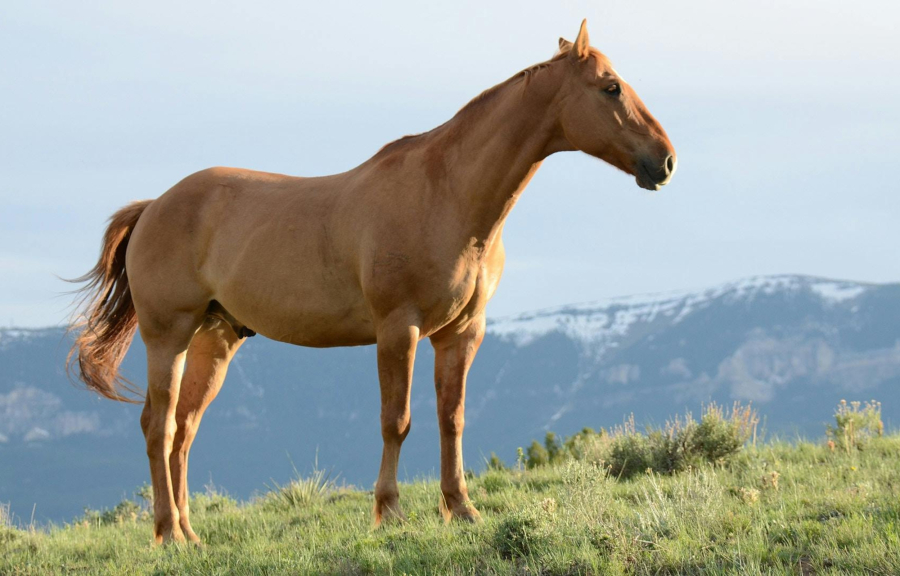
[373,51,572,158]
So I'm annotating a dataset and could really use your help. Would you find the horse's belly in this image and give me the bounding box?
[211,252,376,347]
[216,286,377,348]
[257,310,377,347]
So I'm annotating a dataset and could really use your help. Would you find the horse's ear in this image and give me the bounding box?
[558,37,573,53]
[570,19,590,61]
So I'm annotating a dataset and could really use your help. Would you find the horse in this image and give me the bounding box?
[68,20,676,544]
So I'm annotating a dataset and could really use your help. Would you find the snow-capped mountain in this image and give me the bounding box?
[484,275,897,427]
[489,275,871,348]
[1,275,898,523]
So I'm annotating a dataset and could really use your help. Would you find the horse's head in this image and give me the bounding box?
[555,20,676,191]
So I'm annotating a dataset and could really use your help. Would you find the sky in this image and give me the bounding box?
[1,0,898,327]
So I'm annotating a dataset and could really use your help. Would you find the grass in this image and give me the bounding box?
[2,420,899,574]
[264,457,338,510]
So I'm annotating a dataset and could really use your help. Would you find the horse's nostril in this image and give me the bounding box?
[664,154,676,176]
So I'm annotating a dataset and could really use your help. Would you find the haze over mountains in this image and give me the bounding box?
[1,274,898,523]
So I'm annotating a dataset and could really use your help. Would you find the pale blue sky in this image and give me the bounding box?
[1,0,898,327]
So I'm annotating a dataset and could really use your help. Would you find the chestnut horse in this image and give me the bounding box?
[69,21,675,544]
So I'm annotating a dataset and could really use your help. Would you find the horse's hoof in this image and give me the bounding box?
[155,535,187,546]
[184,531,203,545]
[373,501,407,527]
[454,508,483,523]
[440,498,483,524]
[154,526,187,546]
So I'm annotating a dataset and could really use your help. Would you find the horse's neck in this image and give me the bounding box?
[436,68,565,248]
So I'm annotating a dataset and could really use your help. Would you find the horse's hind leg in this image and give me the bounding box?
[169,319,243,543]
[138,311,204,544]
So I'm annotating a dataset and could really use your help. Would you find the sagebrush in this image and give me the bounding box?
[523,401,759,479]
[827,399,883,453]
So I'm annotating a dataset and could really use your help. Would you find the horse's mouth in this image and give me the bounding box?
[636,176,662,191]
[635,160,675,191]
[636,171,670,191]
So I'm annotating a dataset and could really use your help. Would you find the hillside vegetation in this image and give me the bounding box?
[2,402,899,575]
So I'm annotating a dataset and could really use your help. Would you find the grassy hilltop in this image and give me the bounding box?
[2,402,899,575]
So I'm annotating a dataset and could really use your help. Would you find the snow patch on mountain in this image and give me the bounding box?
[809,281,867,303]
[487,275,873,347]
[487,287,697,349]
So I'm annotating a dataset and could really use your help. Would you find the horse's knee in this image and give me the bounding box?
[146,433,174,459]
[382,411,411,443]
[144,414,177,456]
[439,408,465,437]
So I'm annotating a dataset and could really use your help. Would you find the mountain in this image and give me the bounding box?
[1,274,898,524]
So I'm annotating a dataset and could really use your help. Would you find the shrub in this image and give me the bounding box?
[486,452,508,471]
[525,440,549,469]
[81,498,142,527]
[614,403,757,478]
[826,399,883,453]
[493,508,553,559]
[607,416,655,478]
[524,432,573,469]
[191,484,238,514]
[135,483,153,507]
[694,402,759,462]
[563,427,608,463]
[523,402,758,480]
[652,415,702,474]
[78,483,157,527]
[544,432,564,464]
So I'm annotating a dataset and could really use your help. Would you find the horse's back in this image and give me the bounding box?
[133,165,347,259]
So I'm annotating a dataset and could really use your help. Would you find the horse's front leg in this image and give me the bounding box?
[373,312,420,525]
[430,313,485,522]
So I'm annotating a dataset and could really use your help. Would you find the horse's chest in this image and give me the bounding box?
[421,265,489,334]
[365,244,496,334]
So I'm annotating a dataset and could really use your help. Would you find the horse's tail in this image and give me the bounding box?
[66,200,153,403]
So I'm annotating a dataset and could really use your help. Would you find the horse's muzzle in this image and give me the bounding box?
[636,154,677,191]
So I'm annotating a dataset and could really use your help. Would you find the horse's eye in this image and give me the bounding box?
[604,83,621,96]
